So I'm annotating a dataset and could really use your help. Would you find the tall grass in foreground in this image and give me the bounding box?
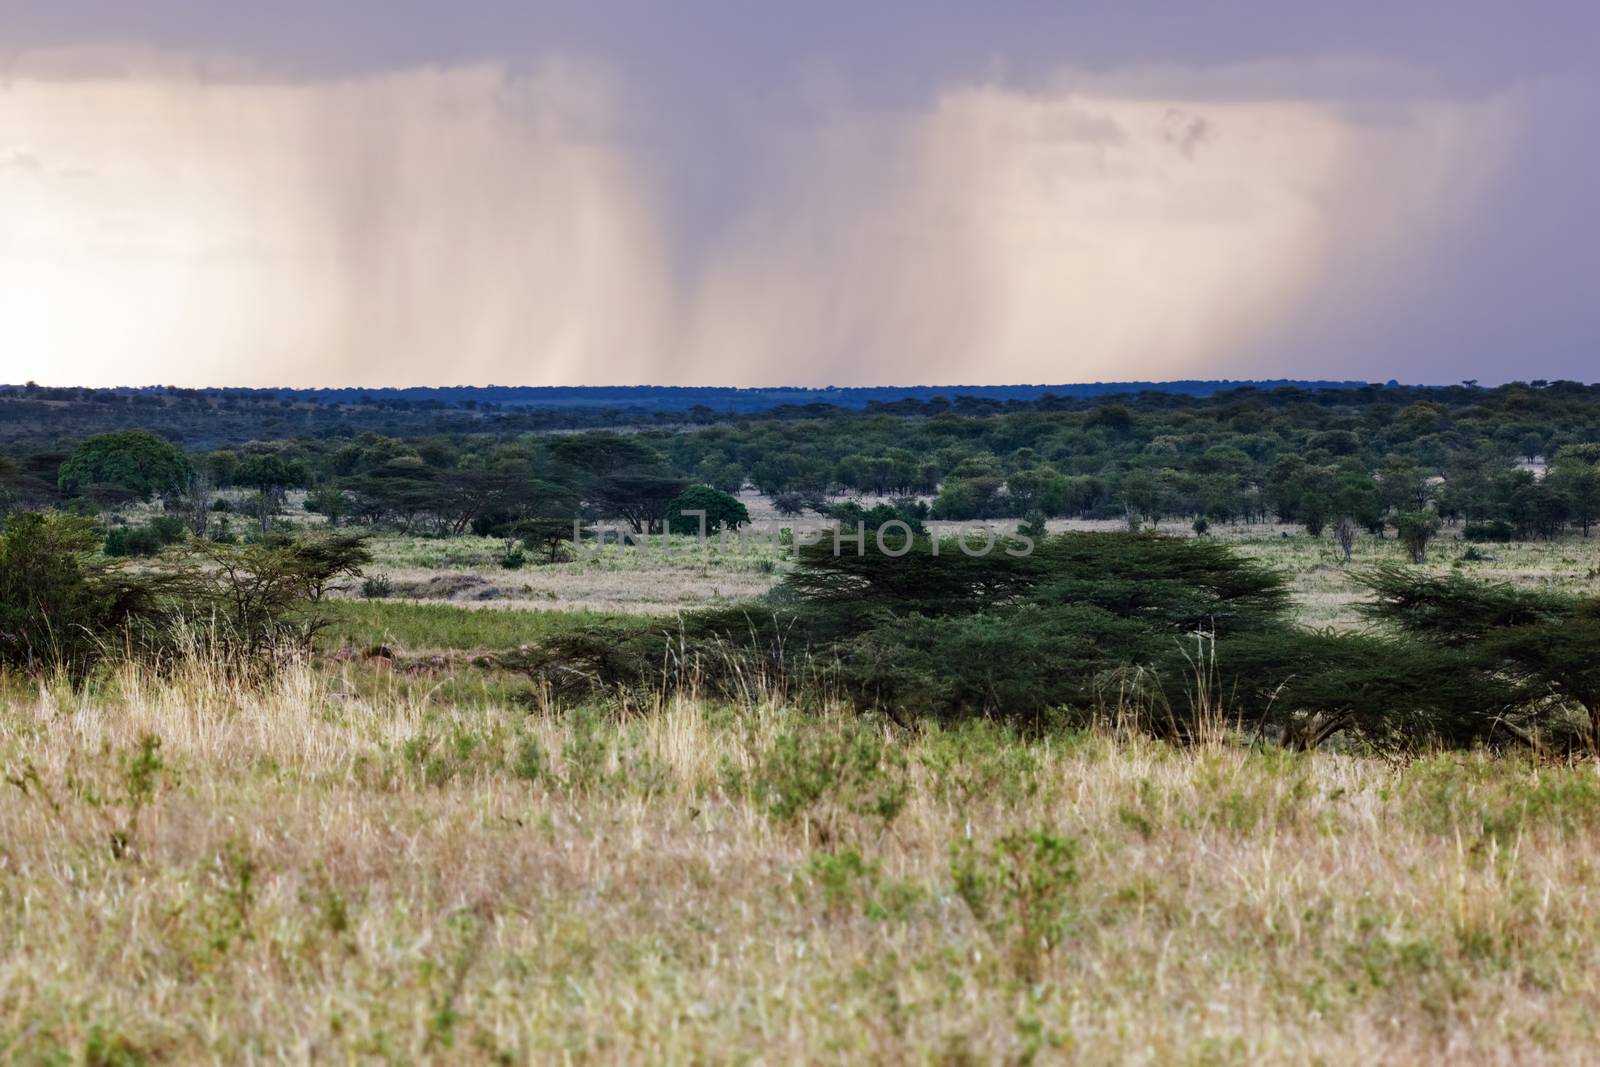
[6,663,1600,1063]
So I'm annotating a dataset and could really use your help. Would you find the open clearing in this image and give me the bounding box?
[342,517,1600,639]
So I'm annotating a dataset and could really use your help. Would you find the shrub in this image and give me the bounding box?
[771,492,807,517]
[672,532,1293,726]
[740,721,909,839]
[0,516,371,680]
[951,828,1079,982]
[1359,565,1600,752]
[0,511,166,676]
[1463,519,1515,543]
[498,540,527,569]
[361,573,394,599]
[1213,628,1519,750]
[103,515,187,558]
[1394,510,1442,563]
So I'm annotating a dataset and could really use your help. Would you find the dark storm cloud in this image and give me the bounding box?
[0,1,1595,386]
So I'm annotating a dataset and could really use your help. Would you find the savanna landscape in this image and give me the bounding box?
[6,4,1600,1063]
[6,382,1600,1064]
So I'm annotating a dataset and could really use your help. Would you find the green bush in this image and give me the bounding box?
[0,512,166,676]
[0,512,369,680]
[951,827,1079,982]
[1360,565,1600,752]
[667,484,750,534]
[58,430,191,502]
[359,574,393,599]
[104,515,187,558]
[1462,519,1515,543]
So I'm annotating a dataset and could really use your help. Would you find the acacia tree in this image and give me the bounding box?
[235,454,308,534]
[182,532,371,666]
[668,485,751,535]
[549,433,687,534]
[58,430,191,503]
[1548,450,1600,537]
[1360,565,1600,752]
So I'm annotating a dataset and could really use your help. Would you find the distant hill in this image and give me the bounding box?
[0,378,1418,450]
[10,380,1374,415]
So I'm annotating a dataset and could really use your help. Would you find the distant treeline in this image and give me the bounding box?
[0,379,1374,450]
[7,379,1600,552]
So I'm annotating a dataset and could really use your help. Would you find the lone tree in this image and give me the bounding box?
[668,485,751,535]
[235,453,308,534]
[1332,516,1358,562]
[771,492,808,518]
[549,433,687,534]
[1393,510,1441,563]
[58,430,191,503]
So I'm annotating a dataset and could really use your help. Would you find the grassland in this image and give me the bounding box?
[8,523,1600,1063]
[349,518,1600,632]
[7,666,1600,1063]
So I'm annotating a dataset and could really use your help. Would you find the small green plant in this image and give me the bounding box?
[951,827,1079,982]
[424,907,489,1053]
[109,734,166,860]
[512,733,546,783]
[498,539,527,569]
[361,572,394,599]
[560,707,612,793]
[747,721,908,841]
[806,848,878,915]
[205,838,258,955]
[82,1023,149,1067]
[803,848,924,921]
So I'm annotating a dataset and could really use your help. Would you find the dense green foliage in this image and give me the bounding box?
[57,431,191,502]
[0,512,167,676]
[14,381,1600,544]
[10,378,1600,752]
[1361,566,1600,751]
[666,484,750,534]
[500,531,1526,750]
[103,515,188,557]
[0,512,370,679]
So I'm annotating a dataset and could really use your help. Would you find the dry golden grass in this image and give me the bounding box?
[357,532,783,615]
[7,663,1600,1063]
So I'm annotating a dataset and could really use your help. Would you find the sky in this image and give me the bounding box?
[1,2,1595,389]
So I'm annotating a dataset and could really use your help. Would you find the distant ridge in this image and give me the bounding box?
[37,380,1375,415]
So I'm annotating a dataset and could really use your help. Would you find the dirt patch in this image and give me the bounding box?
[394,573,502,601]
